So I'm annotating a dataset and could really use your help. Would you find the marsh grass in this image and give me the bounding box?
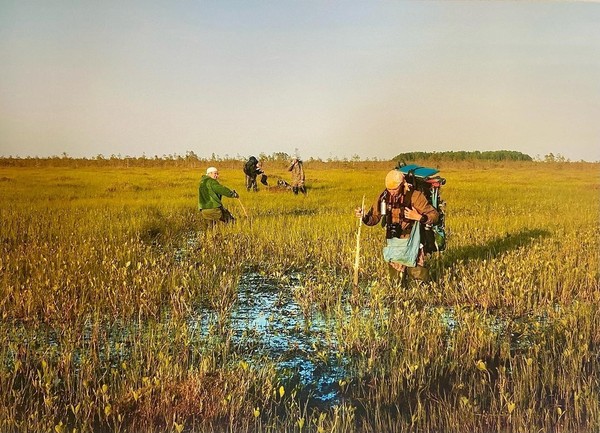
[0,161,598,432]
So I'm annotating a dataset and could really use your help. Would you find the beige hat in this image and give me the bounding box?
[206,167,218,175]
[385,170,404,189]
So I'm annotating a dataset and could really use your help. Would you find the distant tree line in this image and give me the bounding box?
[0,150,392,169]
[393,150,533,162]
[1,149,588,168]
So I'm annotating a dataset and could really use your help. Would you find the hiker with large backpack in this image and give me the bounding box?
[397,163,447,256]
[243,156,266,192]
[355,168,439,285]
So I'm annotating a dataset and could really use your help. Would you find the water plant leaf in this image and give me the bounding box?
[508,402,516,414]
[475,360,487,372]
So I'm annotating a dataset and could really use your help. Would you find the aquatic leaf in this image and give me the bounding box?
[279,385,285,398]
[508,402,515,414]
[475,360,487,371]
[70,403,80,415]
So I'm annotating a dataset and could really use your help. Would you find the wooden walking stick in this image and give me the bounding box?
[353,195,365,288]
[236,198,248,218]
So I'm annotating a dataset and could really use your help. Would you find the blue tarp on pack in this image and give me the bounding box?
[398,164,439,178]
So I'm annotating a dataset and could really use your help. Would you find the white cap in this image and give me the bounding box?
[206,167,218,174]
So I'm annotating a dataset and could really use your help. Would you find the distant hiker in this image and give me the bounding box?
[355,170,439,285]
[198,167,238,227]
[243,156,265,192]
[288,158,306,195]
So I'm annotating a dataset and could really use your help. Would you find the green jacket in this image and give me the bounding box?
[198,175,235,210]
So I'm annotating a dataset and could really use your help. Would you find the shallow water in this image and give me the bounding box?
[188,272,350,407]
[3,268,548,411]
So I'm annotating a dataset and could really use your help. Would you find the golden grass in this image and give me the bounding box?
[0,160,598,432]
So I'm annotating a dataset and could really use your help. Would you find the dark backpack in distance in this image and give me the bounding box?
[244,156,259,176]
[396,162,447,254]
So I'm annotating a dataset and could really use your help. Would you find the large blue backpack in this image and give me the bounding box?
[396,163,447,254]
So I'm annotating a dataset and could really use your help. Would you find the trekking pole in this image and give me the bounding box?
[236,198,248,218]
[353,195,365,288]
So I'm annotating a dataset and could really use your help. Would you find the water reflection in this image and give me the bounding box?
[189,272,350,407]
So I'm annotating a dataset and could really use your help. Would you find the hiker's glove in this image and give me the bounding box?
[231,190,239,198]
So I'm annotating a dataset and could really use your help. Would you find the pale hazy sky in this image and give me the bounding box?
[1,1,599,161]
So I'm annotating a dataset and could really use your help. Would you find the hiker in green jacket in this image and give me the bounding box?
[198,167,238,227]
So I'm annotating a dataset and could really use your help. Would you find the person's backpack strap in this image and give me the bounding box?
[403,189,413,208]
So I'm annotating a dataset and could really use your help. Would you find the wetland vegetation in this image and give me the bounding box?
[0,159,598,432]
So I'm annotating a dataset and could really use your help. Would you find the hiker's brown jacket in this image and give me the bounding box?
[362,189,438,239]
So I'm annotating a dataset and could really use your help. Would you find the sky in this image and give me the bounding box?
[1,1,599,162]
